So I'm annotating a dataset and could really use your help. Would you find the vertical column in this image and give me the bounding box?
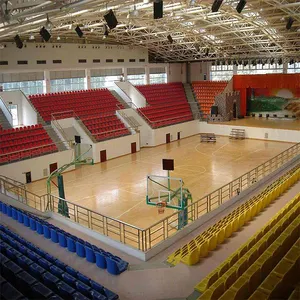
[283,61,288,74]
[233,65,238,75]
[85,69,91,90]
[122,67,128,82]
[145,66,150,84]
[43,70,51,94]
[165,65,169,83]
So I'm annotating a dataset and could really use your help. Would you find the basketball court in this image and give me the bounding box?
[26,135,294,229]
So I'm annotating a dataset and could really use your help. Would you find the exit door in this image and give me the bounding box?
[49,162,58,174]
[100,150,107,162]
[131,142,137,154]
[177,132,181,140]
[25,172,32,184]
[233,102,237,119]
[166,133,171,144]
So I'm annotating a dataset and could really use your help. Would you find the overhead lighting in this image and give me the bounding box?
[212,0,223,12]
[103,24,109,39]
[90,28,94,33]
[29,34,35,40]
[57,36,61,40]
[236,0,246,14]
[45,14,53,31]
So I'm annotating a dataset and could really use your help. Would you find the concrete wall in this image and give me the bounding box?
[0,150,74,183]
[168,63,187,83]
[116,81,146,108]
[21,92,37,125]
[199,122,300,143]
[190,61,211,81]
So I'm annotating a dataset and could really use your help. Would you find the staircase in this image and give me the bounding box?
[0,109,12,129]
[183,83,202,120]
[110,89,130,109]
[44,125,69,151]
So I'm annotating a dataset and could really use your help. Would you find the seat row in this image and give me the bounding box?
[0,124,42,136]
[0,225,119,300]
[0,202,128,276]
[94,129,130,141]
[30,89,113,98]
[196,193,300,299]
[167,165,300,266]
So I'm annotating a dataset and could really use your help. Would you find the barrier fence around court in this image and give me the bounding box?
[0,142,299,252]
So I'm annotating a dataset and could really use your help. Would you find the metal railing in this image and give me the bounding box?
[0,142,299,252]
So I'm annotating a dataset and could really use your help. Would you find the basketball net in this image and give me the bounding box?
[157,201,167,214]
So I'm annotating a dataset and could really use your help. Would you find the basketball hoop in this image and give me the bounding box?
[157,201,167,214]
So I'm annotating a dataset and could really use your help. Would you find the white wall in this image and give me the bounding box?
[190,61,211,82]
[0,150,74,183]
[0,91,23,125]
[21,92,37,125]
[168,63,187,83]
[199,122,300,143]
[116,81,146,108]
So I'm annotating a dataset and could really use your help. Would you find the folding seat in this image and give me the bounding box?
[57,281,76,299]
[31,282,54,299]
[27,251,41,263]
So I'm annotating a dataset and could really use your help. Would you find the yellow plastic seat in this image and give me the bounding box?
[207,235,218,251]
[231,275,250,299]
[199,240,209,258]
[258,273,281,296]
[180,247,199,265]
[224,267,238,289]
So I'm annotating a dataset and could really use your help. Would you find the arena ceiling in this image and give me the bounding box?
[0,0,299,62]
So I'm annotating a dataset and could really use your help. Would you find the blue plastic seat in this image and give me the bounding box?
[76,281,91,297]
[58,232,67,248]
[57,281,75,299]
[106,257,126,275]
[90,290,107,300]
[90,280,105,294]
[29,263,46,280]
[45,253,56,263]
[0,201,2,212]
[85,246,96,263]
[36,222,44,235]
[50,265,64,279]
[2,260,22,282]
[27,251,41,262]
[11,208,18,220]
[65,266,77,278]
[77,273,90,286]
[6,206,12,217]
[0,253,9,264]
[6,247,21,262]
[95,252,107,269]
[2,203,7,214]
[62,273,77,288]
[29,218,37,231]
[39,258,52,270]
[17,255,34,270]
[17,211,24,224]
[35,247,47,257]
[67,237,76,253]
[43,225,51,239]
[16,270,37,296]
[76,242,86,258]
[17,244,27,255]
[31,282,53,299]
[54,259,67,271]
[23,214,30,227]
[73,292,90,300]
[50,229,59,243]
[43,272,60,292]
[1,281,25,300]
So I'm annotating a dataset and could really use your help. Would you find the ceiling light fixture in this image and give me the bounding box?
[57,36,61,40]
[45,14,53,31]
[29,34,35,40]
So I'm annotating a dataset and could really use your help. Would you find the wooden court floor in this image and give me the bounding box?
[26,136,294,229]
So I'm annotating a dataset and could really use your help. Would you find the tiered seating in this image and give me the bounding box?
[81,115,129,142]
[195,193,300,299]
[29,89,130,142]
[0,202,128,276]
[167,165,300,266]
[0,225,119,300]
[136,83,193,128]
[192,81,227,115]
[0,125,57,164]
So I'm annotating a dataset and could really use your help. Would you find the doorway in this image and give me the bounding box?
[49,162,58,174]
[166,133,171,144]
[25,172,32,184]
[233,102,237,119]
[177,132,181,140]
[7,104,18,126]
[100,150,107,162]
[131,142,137,154]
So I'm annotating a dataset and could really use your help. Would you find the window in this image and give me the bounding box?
[50,78,85,92]
[2,81,44,95]
[287,62,300,74]
[129,59,136,62]
[37,60,46,64]
[106,59,113,63]
[139,59,145,62]
[53,60,62,64]
[0,61,8,65]
[237,63,283,75]
[210,64,233,81]
[127,74,145,85]
[91,76,120,88]
[117,59,124,63]
[78,59,87,63]
[17,61,28,65]
[93,59,101,63]
[149,73,167,84]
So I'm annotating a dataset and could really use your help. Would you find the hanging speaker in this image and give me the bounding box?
[104,9,118,29]
[162,159,174,171]
[39,27,51,42]
[75,135,81,144]
[154,0,163,19]
[236,0,246,13]
[212,0,223,12]
[14,35,23,49]
[167,34,173,44]
[75,26,83,38]
[286,17,294,30]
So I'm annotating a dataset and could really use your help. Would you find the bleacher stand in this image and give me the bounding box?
[0,224,119,300]
[0,125,57,164]
[192,81,227,116]
[29,89,130,142]
[136,83,193,128]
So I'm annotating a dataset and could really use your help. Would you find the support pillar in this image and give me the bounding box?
[122,67,128,82]
[43,70,51,94]
[283,61,288,74]
[85,69,91,90]
[145,66,150,84]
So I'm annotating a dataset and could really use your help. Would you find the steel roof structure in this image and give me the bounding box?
[0,0,299,62]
